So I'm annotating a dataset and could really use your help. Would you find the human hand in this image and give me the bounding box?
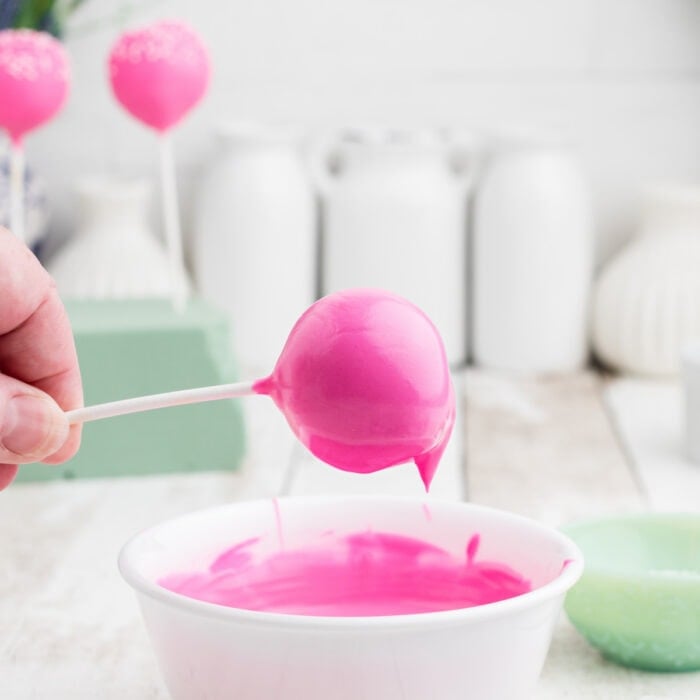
[0,228,82,489]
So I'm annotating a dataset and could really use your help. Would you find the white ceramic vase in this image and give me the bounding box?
[48,176,188,300]
[473,139,593,372]
[593,185,700,377]
[193,123,317,374]
[316,128,474,367]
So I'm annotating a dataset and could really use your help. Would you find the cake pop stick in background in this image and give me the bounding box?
[0,30,70,243]
[108,20,211,311]
[66,290,456,489]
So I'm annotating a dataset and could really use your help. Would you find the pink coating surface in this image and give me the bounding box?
[159,531,532,617]
[108,20,210,132]
[0,30,69,143]
[254,289,455,489]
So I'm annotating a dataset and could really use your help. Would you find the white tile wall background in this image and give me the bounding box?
[25,0,700,265]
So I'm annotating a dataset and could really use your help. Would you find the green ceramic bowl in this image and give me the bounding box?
[563,513,700,672]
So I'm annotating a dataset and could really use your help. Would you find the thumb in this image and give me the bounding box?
[0,373,70,464]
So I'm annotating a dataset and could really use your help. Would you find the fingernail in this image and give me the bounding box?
[2,395,68,459]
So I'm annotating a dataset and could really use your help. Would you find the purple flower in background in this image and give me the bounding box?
[0,0,90,38]
[0,1,22,30]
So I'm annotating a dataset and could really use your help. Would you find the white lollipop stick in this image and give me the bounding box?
[9,141,25,243]
[159,132,186,312]
[66,380,257,424]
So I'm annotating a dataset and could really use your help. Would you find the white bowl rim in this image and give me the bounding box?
[119,496,584,630]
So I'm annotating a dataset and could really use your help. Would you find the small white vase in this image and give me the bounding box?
[192,122,317,374]
[48,176,189,301]
[473,138,593,372]
[593,185,700,377]
[315,127,474,367]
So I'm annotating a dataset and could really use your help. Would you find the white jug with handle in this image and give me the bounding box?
[314,127,475,367]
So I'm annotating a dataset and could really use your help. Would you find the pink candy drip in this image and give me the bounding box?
[159,531,532,617]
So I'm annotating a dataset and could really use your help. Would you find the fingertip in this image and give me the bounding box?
[0,393,69,462]
[41,423,82,465]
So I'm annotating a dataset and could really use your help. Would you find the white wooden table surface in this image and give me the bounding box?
[1,370,699,699]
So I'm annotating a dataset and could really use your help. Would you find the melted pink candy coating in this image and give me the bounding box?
[0,30,70,144]
[159,531,532,616]
[108,20,210,132]
[254,289,455,490]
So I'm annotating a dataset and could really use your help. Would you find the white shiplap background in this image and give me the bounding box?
[25,0,700,264]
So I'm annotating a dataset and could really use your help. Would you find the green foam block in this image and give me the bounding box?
[16,298,246,482]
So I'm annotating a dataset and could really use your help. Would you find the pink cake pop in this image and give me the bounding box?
[67,290,455,489]
[0,30,69,243]
[108,20,210,132]
[107,20,210,311]
[254,289,456,489]
[0,29,70,145]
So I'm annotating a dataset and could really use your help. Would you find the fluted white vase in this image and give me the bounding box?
[593,185,700,377]
[48,176,189,300]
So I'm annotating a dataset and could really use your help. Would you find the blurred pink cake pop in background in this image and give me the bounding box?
[0,29,70,145]
[108,20,210,132]
[254,289,455,489]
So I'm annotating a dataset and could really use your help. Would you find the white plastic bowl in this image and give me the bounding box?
[119,497,583,700]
